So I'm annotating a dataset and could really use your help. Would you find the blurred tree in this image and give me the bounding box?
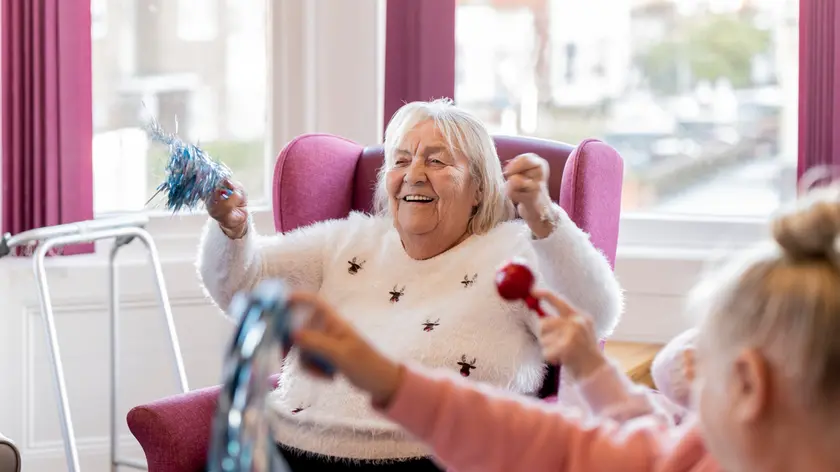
[636,13,771,95]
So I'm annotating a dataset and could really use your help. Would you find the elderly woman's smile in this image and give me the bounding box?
[401,195,435,203]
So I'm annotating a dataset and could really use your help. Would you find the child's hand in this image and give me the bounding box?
[534,289,606,380]
[289,291,403,406]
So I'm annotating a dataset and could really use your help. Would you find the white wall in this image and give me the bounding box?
[0,1,741,470]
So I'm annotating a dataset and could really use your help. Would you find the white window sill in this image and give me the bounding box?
[0,207,277,271]
[617,213,768,256]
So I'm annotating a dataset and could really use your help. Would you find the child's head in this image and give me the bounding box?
[690,185,840,470]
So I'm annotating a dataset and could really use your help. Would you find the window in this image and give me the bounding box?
[564,43,577,83]
[455,0,799,221]
[91,0,268,215]
[177,0,218,42]
[91,0,107,40]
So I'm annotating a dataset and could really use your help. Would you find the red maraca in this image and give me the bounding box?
[495,259,548,317]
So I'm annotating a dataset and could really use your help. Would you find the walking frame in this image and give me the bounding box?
[0,215,190,472]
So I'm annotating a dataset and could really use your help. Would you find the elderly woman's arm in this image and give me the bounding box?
[503,154,622,338]
[532,204,623,339]
[197,216,333,315]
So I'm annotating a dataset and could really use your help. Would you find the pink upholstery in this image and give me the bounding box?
[273,134,363,231]
[127,384,221,472]
[128,133,624,472]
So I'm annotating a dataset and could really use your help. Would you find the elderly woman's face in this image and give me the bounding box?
[387,120,479,242]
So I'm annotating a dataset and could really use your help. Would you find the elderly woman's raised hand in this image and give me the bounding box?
[207,179,249,239]
[503,153,557,238]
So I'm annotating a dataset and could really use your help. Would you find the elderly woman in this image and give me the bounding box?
[198,99,622,471]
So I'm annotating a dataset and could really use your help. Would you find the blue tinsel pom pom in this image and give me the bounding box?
[143,117,232,212]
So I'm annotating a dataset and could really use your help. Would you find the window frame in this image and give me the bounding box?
[90,1,311,238]
[88,0,386,260]
[92,0,285,249]
[617,213,769,256]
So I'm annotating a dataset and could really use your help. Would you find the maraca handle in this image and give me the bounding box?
[525,295,547,318]
[525,295,561,373]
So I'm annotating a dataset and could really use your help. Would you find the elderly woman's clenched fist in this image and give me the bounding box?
[207,179,249,239]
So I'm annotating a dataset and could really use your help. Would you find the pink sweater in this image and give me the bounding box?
[380,362,719,472]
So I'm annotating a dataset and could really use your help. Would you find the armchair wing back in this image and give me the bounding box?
[274,133,623,267]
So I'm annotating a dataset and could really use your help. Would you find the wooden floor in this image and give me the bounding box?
[604,341,664,389]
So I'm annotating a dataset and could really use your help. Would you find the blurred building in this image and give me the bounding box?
[547,0,633,108]
[455,0,799,216]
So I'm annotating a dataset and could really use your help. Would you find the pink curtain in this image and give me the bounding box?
[383,0,456,133]
[1,0,94,255]
[798,0,840,181]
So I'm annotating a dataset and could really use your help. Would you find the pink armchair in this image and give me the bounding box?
[127,133,624,472]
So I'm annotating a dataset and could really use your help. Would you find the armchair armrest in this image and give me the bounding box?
[128,375,281,472]
[127,385,221,472]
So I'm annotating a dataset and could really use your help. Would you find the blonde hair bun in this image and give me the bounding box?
[772,185,840,261]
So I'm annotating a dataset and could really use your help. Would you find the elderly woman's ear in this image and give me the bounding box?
[472,187,482,206]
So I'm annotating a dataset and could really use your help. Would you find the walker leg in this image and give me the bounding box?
[109,241,121,472]
[33,245,81,472]
[136,230,189,392]
[109,237,148,471]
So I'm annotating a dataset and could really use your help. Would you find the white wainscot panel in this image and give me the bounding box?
[610,251,712,343]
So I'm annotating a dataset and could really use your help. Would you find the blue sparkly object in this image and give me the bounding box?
[143,117,232,212]
[207,279,334,471]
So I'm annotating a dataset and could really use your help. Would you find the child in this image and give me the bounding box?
[289,186,840,472]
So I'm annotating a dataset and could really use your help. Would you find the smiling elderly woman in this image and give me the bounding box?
[198,99,622,471]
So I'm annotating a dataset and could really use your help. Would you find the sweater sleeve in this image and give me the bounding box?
[382,365,672,472]
[576,361,680,425]
[531,204,624,339]
[196,216,334,316]
[651,328,699,409]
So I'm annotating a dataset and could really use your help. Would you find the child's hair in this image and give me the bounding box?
[689,184,840,414]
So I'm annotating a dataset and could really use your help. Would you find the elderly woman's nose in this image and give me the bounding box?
[404,160,428,183]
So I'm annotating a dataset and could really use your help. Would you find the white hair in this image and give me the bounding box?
[373,99,515,234]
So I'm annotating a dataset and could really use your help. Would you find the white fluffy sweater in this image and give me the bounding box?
[197,206,622,460]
